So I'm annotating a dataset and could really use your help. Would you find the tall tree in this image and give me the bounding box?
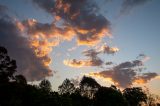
[39,79,52,93]
[15,75,27,85]
[94,86,127,106]
[123,87,147,106]
[80,76,101,98]
[58,79,75,95]
[0,46,17,83]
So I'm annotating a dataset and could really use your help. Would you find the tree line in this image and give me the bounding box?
[0,46,159,106]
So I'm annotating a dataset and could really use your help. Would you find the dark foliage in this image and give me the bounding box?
[94,86,128,106]
[0,46,17,83]
[123,87,147,106]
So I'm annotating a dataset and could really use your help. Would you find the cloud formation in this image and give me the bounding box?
[64,49,103,68]
[134,72,158,84]
[89,58,158,88]
[32,0,111,45]
[99,45,119,54]
[120,0,150,15]
[0,7,55,81]
[0,0,112,81]
[32,0,55,13]
[64,45,119,68]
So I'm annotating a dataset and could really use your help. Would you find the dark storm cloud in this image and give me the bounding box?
[32,0,111,45]
[90,59,158,88]
[0,10,53,81]
[120,0,150,14]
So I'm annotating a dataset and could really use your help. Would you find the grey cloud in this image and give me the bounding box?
[120,0,150,15]
[0,11,53,81]
[32,0,111,45]
[32,0,55,13]
[90,59,158,88]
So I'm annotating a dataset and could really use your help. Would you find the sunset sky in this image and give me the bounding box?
[0,0,159,95]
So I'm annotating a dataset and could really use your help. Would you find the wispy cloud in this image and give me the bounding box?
[119,0,150,15]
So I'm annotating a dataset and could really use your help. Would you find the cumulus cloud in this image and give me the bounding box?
[120,0,150,15]
[0,1,112,81]
[32,0,111,45]
[0,6,54,81]
[89,59,158,88]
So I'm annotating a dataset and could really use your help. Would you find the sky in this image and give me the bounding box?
[0,0,160,95]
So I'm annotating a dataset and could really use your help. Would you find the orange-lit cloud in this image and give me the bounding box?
[0,10,54,81]
[16,19,77,68]
[64,45,119,68]
[88,59,158,88]
[32,0,111,46]
[134,73,158,84]
[99,44,119,54]
[64,58,103,68]
[64,59,87,68]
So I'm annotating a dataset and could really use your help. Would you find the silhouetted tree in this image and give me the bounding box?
[94,86,127,106]
[80,76,101,98]
[39,79,52,93]
[15,75,27,85]
[123,87,147,106]
[144,87,160,106]
[0,46,17,83]
[58,78,75,95]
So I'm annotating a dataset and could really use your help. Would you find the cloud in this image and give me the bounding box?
[99,45,119,54]
[0,4,8,12]
[16,18,78,68]
[134,72,158,84]
[105,61,113,65]
[64,45,119,68]
[120,0,150,15]
[64,58,103,68]
[32,0,111,45]
[67,46,77,52]
[0,8,54,81]
[137,53,150,62]
[89,59,158,88]
[0,1,112,81]
[64,49,104,68]
[32,0,55,13]
[82,49,101,58]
